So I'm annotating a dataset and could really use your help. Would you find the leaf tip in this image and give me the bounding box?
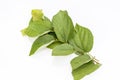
[29,52,33,56]
[21,28,27,36]
[29,49,34,56]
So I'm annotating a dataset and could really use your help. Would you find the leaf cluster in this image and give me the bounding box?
[21,9,101,80]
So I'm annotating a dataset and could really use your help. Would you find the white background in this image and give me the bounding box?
[0,0,120,80]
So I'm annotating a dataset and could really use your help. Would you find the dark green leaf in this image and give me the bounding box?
[47,41,63,49]
[71,54,92,70]
[52,10,74,42]
[52,43,74,56]
[21,10,52,37]
[29,33,56,56]
[72,61,101,80]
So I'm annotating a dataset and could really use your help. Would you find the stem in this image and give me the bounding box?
[87,53,100,64]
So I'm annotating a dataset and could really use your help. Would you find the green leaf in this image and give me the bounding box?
[31,9,44,21]
[71,54,92,70]
[69,24,94,53]
[21,10,52,37]
[52,10,74,42]
[69,31,85,53]
[29,33,56,56]
[47,41,63,49]
[72,61,101,80]
[52,43,74,56]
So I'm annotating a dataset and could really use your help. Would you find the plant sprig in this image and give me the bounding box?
[21,9,101,80]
